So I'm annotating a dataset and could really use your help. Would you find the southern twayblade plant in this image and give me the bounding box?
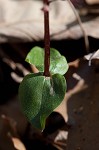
[18,0,68,130]
[19,47,68,130]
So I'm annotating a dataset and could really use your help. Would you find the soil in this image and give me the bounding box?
[55,59,99,150]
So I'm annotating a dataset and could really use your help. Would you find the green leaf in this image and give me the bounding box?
[19,72,44,121]
[19,73,66,130]
[25,46,68,75]
[25,46,44,71]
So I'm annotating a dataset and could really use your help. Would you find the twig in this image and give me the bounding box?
[53,143,64,150]
[54,140,67,146]
[66,0,89,54]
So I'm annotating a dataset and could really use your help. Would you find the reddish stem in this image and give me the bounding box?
[43,0,50,77]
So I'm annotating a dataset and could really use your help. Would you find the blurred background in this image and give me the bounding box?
[0,0,99,149]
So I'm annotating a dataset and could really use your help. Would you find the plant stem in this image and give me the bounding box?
[43,0,50,77]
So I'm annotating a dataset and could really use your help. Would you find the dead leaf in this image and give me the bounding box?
[84,49,99,60]
[0,115,17,150]
[0,0,98,42]
[84,49,99,65]
[0,0,75,42]
[12,137,26,150]
[51,17,99,40]
[86,0,99,5]
[54,130,68,142]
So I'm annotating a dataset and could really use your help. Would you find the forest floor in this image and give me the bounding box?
[0,41,99,150]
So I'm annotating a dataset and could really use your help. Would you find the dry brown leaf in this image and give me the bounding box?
[52,17,99,40]
[0,0,98,42]
[0,96,28,136]
[85,49,99,60]
[0,115,17,150]
[54,130,68,142]
[0,0,75,43]
[84,49,99,66]
[12,137,26,150]
[86,0,99,5]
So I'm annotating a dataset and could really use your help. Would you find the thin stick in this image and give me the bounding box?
[43,0,50,76]
[53,143,64,150]
[67,0,89,53]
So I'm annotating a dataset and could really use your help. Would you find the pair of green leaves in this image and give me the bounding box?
[19,46,68,130]
[25,46,68,75]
